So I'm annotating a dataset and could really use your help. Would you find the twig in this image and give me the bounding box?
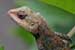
[67,26,75,38]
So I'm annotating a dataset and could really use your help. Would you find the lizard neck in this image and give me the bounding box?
[32,22,71,50]
[32,22,54,40]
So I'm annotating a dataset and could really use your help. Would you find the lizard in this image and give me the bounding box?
[8,6,72,50]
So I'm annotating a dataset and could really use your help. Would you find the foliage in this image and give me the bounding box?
[40,0,75,14]
[0,46,4,50]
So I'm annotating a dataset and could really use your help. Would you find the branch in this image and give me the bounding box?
[67,26,75,38]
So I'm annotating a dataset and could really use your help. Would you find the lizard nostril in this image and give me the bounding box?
[18,14,28,19]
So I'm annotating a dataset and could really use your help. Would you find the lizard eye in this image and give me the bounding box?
[18,14,28,19]
[17,10,28,20]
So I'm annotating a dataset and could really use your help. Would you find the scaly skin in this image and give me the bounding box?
[8,6,71,50]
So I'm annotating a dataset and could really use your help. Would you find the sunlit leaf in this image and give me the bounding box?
[40,0,75,14]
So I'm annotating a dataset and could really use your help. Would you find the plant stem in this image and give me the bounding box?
[67,26,75,38]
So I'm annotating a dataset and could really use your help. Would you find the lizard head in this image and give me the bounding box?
[8,6,46,33]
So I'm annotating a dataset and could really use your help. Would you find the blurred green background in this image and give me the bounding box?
[14,0,75,50]
[0,46,4,50]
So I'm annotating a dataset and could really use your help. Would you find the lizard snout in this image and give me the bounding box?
[8,9,28,20]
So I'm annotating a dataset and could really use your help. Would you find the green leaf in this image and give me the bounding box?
[70,44,75,49]
[40,0,75,14]
[13,27,38,50]
[14,27,34,45]
[0,46,4,50]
